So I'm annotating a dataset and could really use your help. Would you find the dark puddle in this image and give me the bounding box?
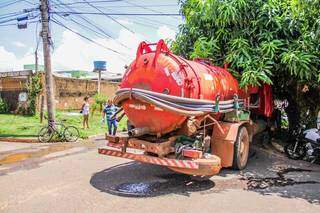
[241,167,320,204]
[115,174,214,197]
[242,168,319,190]
[90,163,214,197]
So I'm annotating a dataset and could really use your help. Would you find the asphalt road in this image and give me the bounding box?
[0,139,320,213]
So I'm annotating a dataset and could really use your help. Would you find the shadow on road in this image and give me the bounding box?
[91,144,320,203]
[90,162,215,197]
[237,145,320,204]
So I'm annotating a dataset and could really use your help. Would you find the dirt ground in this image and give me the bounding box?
[0,138,319,213]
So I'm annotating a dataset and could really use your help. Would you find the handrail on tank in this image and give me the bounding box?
[135,39,171,67]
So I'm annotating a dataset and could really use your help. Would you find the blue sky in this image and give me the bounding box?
[0,0,182,72]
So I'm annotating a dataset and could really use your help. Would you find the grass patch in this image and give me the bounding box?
[0,112,127,139]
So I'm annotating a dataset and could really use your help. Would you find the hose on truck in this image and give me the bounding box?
[114,88,245,117]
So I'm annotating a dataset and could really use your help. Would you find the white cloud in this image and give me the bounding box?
[0,46,17,71]
[12,41,26,48]
[0,46,37,71]
[157,25,176,40]
[51,28,142,73]
[0,25,176,73]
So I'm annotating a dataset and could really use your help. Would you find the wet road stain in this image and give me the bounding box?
[113,174,214,197]
[0,144,73,165]
[242,168,319,190]
[90,163,215,198]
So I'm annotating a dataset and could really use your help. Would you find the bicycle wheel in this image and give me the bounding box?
[38,126,54,143]
[63,126,80,142]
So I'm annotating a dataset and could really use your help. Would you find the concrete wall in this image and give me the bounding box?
[0,72,120,111]
[53,76,119,110]
[0,75,29,111]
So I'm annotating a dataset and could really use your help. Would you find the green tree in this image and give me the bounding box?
[172,0,320,130]
[25,74,43,115]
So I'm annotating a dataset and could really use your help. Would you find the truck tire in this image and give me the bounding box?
[232,126,250,170]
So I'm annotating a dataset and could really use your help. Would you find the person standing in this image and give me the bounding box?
[81,96,90,129]
[102,99,118,135]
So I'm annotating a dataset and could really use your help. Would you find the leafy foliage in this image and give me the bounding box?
[92,93,108,114]
[25,74,43,115]
[173,0,320,130]
[173,0,320,87]
[0,97,9,114]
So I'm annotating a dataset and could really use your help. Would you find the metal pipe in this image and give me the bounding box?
[128,127,150,137]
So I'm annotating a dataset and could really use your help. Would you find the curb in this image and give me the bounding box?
[88,134,106,140]
[0,137,38,143]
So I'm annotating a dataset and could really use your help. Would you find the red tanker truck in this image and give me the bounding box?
[98,40,273,176]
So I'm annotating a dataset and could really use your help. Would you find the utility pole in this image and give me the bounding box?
[98,70,101,94]
[40,0,55,124]
[35,50,38,73]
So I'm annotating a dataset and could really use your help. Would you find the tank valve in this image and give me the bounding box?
[128,127,150,137]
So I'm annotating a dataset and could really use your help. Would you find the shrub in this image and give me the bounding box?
[25,74,42,115]
[92,93,108,112]
[0,97,9,113]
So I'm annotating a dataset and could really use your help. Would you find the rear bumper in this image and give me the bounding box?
[99,141,222,176]
[98,147,199,169]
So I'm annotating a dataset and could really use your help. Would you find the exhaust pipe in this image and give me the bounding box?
[128,127,150,137]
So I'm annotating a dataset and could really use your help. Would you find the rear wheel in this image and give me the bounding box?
[64,126,80,142]
[232,126,250,170]
[38,126,54,143]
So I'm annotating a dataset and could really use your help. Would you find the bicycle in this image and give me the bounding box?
[38,120,80,143]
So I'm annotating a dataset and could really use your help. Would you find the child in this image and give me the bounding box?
[102,99,118,135]
[81,96,90,129]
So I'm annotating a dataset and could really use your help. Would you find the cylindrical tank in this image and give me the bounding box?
[120,40,240,135]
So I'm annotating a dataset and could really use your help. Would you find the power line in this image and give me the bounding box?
[51,11,181,16]
[0,13,40,25]
[51,17,129,60]
[52,0,114,38]
[0,13,22,21]
[53,3,178,9]
[0,11,23,18]
[0,7,39,21]
[23,0,36,5]
[0,0,23,9]
[0,19,39,27]
[52,0,130,49]
[124,1,179,19]
[130,16,177,28]
[81,0,135,34]
[51,0,124,6]
[54,12,130,49]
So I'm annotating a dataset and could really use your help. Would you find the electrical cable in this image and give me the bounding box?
[81,0,135,34]
[51,11,181,16]
[0,19,39,27]
[0,11,23,19]
[63,4,178,9]
[52,0,130,49]
[51,17,130,60]
[0,13,40,25]
[124,1,180,20]
[51,0,124,6]
[0,0,22,9]
[55,12,130,49]
[23,0,36,6]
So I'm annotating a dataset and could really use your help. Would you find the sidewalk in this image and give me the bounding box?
[0,137,38,143]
